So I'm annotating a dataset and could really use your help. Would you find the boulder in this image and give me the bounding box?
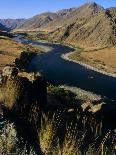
[2,66,19,78]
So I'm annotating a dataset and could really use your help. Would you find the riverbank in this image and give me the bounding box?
[60,85,101,101]
[62,51,116,78]
[35,37,116,78]
[20,31,116,77]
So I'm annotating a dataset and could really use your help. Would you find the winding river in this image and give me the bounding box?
[16,37,116,101]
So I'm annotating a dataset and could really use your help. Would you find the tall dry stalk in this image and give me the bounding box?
[0,78,21,109]
[39,111,62,154]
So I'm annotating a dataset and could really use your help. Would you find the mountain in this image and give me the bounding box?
[56,8,76,16]
[47,9,116,48]
[42,2,104,31]
[18,12,59,30]
[40,3,115,48]
[17,2,104,31]
[0,23,9,31]
[17,8,77,31]
[15,2,116,48]
[0,19,25,30]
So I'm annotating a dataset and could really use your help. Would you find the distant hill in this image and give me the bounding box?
[17,8,77,31]
[18,12,59,30]
[17,2,104,31]
[47,12,116,48]
[0,19,25,30]
[0,23,9,31]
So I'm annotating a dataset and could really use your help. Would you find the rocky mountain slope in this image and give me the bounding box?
[17,8,76,31]
[12,3,116,48]
[44,4,116,48]
[47,9,116,48]
[18,12,59,30]
[0,19,25,30]
[42,2,104,31]
[17,2,104,31]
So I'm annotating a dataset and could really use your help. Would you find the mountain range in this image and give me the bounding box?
[46,4,116,48]
[0,2,115,48]
[16,2,105,31]
[0,19,25,30]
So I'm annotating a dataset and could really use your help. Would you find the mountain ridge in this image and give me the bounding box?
[17,2,104,31]
[0,19,25,30]
[46,9,116,48]
[1,2,115,48]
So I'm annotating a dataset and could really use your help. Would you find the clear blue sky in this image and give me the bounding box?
[0,0,115,19]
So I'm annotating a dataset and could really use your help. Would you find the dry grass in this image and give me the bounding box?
[59,123,82,155]
[39,111,115,155]
[39,112,62,154]
[81,47,116,74]
[0,121,36,155]
[0,38,24,71]
[0,78,21,109]
[69,47,116,74]
[0,37,41,71]
[0,122,17,154]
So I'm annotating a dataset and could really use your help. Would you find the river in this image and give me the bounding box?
[17,39,114,102]
[0,36,115,154]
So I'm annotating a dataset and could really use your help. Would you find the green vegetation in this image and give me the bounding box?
[48,85,76,105]
[26,31,48,41]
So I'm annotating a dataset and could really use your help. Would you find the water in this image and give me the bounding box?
[28,41,116,101]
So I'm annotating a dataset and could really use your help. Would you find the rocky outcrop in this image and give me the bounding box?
[2,66,19,78]
[1,70,47,113]
[15,51,36,71]
[0,68,47,132]
[0,68,47,154]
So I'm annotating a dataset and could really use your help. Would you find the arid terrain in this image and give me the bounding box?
[0,36,23,71]
[69,47,116,74]
[12,3,116,75]
[81,47,116,74]
[0,2,116,155]
[0,35,41,72]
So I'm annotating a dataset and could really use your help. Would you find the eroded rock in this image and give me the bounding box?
[2,66,19,78]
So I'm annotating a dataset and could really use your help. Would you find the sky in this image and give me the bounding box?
[0,0,115,19]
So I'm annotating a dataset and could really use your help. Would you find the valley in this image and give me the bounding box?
[0,1,116,155]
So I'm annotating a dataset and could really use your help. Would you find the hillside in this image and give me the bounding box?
[42,2,104,31]
[0,23,8,31]
[47,8,116,48]
[0,19,25,30]
[17,8,77,31]
[18,12,59,30]
[0,33,41,72]
[17,2,104,31]
[15,3,116,49]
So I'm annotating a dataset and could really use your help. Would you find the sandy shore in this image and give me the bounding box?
[61,52,116,78]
